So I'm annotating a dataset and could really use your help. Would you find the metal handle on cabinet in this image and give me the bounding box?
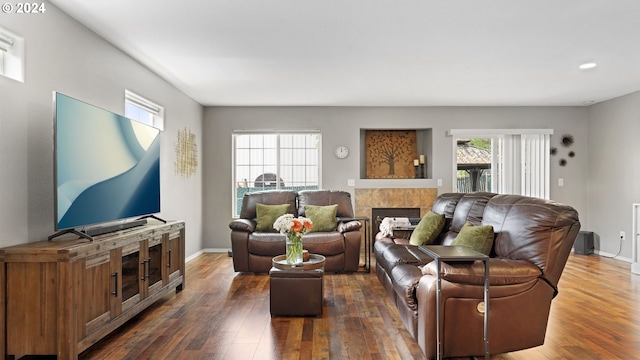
[141,259,147,280]
[167,249,172,268]
[112,272,118,297]
[146,258,151,279]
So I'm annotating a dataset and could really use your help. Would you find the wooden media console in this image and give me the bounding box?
[0,220,185,359]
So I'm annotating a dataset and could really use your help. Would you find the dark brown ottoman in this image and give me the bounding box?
[269,267,323,316]
[269,254,326,316]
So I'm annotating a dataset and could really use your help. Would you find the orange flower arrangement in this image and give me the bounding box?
[290,217,312,233]
[273,214,313,237]
[273,214,313,264]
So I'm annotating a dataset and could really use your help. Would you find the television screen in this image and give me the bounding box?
[54,92,161,231]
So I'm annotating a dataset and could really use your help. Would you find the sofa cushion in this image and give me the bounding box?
[481,194,581,286]
[304,204,338,232]
[240,190,297,220]
[297,190,354,218]
[247,232,286,256]
[431,192,464,219]
[437,192,497,245]
[376,244,423,272]
[449,192,497,233]
[421,258,542,286]
[431,192,464,242]
[409,211,446,246]
[451,221,494,255]
[255,203,290,232]
[301,232,345,256]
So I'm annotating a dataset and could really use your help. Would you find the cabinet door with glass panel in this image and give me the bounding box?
[74,236,168,328]
[74,240,162,340]
[120,242,143,313]
[144,236,164,299]
[119,238,165,312]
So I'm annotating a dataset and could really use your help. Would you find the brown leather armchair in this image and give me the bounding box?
[229,189,362,273]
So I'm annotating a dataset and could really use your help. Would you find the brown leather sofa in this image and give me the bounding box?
[230,189,362,273]
[374,192,581,359]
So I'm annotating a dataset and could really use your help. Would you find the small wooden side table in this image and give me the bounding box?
[419,245,490,360]
[339,217,371,272]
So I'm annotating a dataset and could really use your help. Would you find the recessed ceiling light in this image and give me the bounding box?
[579,62,597,70]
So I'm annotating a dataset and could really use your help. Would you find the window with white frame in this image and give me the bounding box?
[450,129,552,199]
[0,27,25,82]
[233,132,321,217]
[125,90,164,130]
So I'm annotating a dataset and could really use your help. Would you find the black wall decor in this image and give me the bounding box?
[552,134,576,166]
[561,134,575,147]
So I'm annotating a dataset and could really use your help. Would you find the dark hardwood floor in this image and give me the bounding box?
[76,252,640,359]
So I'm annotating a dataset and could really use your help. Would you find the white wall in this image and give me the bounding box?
[203,106,588,251]
[587,90,640,260]
[0,3,203,257]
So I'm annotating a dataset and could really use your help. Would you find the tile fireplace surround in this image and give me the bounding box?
[354,188,438,224]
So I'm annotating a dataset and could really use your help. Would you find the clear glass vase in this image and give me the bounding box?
[286,235,303,265]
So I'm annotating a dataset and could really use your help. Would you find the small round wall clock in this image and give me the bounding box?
[334,145,349,159]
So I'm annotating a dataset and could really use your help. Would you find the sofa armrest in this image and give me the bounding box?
[337,220,362,233]
[421,258,541,286]
[229,219,255,232]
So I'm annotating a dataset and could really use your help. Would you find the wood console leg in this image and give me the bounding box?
[0,263,5,360]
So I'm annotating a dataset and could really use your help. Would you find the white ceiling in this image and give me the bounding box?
[50,0,640,107]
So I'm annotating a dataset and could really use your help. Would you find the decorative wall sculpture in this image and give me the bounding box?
[175,127,198,177]
[365,130,417,179]
[551,134,576,167]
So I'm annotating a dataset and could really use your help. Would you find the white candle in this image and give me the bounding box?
[414,159,419,166]
[419,155,425,164]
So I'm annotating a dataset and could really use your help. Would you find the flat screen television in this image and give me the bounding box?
[52,92,161,239]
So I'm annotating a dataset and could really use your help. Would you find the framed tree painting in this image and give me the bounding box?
[365,130,417,179]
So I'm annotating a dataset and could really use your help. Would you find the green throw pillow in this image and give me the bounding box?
[304,204,338,232]
[409,211,446,246]
[451,222,494,255]
[255,203,290,232]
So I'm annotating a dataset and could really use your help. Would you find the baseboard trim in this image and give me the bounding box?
[186,248,230,263]
[593,250,632,263]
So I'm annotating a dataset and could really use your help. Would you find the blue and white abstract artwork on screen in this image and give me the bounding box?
[54,92,160,230]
